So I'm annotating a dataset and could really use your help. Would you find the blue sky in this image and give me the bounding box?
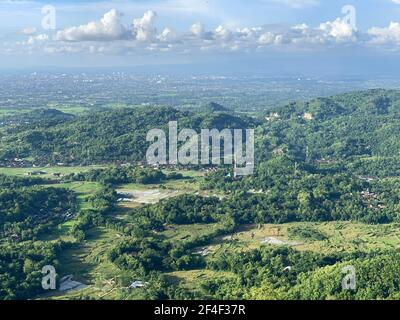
[1,0,400,74]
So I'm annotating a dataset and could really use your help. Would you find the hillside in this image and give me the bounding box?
[2,89,400,171]
[1,109,75,133]
[258,89,400,165]
[199,102,231,113]
[0,106,257,165]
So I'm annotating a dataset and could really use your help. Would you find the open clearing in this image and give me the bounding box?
[165,269,238,296]
[157,223,221,241]
[0,165,104,178]
[117,188,181,204]
[206,222,400,254]
[41,227,133,300]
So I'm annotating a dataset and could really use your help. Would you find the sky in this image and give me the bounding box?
[2,0,400,75]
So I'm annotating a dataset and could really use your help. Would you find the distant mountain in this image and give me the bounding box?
[4,108,74,122]
[1,108,75,133]
[200,102,231,113]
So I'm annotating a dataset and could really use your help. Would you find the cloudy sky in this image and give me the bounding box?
[2,0,400,74]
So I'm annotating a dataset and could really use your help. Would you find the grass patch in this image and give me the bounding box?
[208,222,400,254]
[157,223,220,242]
[0,165,104,179]
[165,269,237,297]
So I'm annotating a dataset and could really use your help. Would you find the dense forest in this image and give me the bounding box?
[0,175,78,299]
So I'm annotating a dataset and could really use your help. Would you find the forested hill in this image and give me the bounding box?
[0,106,257,165]
[2,89,400,166]
[1,109,75,133]
[276,89,400,120]
[260,89,400,164]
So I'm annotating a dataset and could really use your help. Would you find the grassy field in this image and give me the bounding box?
[40,227,134,300]
[157,223,221,242]
[115,171,202,208]
[205,222,400,255]
[47,105,91,115]
[0,106,93,121]
[164,269,238,297]
[0,165,104,178]
[29,167,203,299]
[0,108,28,117]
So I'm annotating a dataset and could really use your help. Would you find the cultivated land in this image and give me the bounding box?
[208,222,400,254]
[3,90,400,300]
[1,165,398,300]
[0,165,105,178]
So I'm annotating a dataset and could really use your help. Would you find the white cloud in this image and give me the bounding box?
[265,0,319,9]
[214,25,233,41]
[132,10,157,42]
[27,33,48,45]
[368,22,400,45]
[14,8,400,56]
[19,27,37,36]
[258,32,275,45]
[157,27,177,42]
[318,18,355,41]
[56,9,159,43]
[56,9,128,41]
[54,9,358,49]
[190,22,205,37]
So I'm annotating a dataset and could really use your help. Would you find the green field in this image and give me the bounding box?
[40,227,133,300]
[0,165,104,178]
[205,222,400,255]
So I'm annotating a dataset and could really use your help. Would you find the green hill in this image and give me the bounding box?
[0,106,257,165]
[200,102,231,113]
[260,89,400,163]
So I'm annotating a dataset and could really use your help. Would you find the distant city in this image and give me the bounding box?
[2,71,400,113]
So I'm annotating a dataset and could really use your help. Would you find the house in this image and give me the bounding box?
[360,190,377,199]
[10,234,21,243]
[358,175,376,182]
[316,157,336,164]
[129,281,148,289]
[265,112,280,121]
[27,170,47,176]
[117,191,131,196]
[117,198,133,202]
[195,247,210,256]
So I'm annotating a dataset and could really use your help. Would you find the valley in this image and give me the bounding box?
[2,89,400,300]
